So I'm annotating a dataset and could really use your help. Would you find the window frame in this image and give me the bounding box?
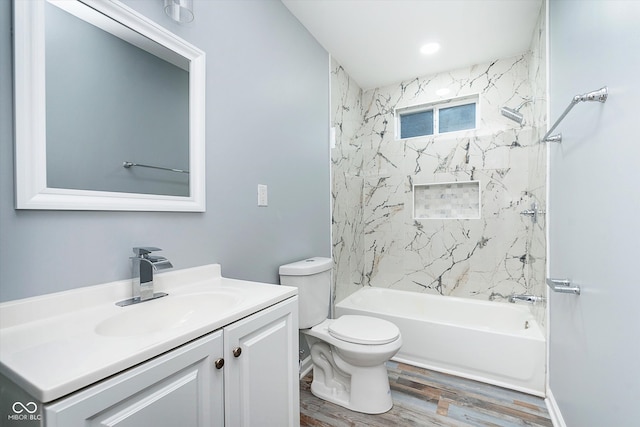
[395,95,479,140]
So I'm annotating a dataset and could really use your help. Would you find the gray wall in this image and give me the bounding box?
[0,0,331,302]
[548,0,640,425]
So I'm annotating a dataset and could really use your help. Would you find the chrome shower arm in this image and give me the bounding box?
[513,98,537,111]
[542,86,608,142]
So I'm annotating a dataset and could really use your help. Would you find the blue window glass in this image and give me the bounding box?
[400,110,433,138]
[438,103,476,133]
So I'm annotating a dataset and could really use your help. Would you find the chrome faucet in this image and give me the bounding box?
[116,247,173,307]
[508,294,545,304]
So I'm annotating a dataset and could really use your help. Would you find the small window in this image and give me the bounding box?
[400,110,434,138]
[396,96,478,139]
[439,103,476,133]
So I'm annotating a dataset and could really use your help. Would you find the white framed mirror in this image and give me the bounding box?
[14,0,206,211]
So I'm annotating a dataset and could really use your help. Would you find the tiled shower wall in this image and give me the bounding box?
[526,4,548,325]
[331,6,547,325]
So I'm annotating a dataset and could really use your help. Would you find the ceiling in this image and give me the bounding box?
[281,0,544,90]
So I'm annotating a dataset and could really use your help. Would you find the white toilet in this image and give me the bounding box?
[279,257,402,414]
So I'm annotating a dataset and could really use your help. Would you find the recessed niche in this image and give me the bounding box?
[413,181,481,219]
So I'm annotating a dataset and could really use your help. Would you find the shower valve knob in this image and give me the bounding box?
[232,347,242,357]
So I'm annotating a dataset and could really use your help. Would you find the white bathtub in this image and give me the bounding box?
[335,287,546,396]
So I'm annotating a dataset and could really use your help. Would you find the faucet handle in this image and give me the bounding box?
[132,247,162,256]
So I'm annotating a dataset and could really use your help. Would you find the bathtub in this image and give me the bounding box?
[335,287,546,396]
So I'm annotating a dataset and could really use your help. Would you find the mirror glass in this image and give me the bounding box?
[14,0,205,211]
[45,2,189,197]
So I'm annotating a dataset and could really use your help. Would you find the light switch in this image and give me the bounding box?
[257,184,268,207]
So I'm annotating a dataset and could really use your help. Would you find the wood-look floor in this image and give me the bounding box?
[300,361,552,427]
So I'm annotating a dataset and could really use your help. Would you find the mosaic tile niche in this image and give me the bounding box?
[413,182,481,220]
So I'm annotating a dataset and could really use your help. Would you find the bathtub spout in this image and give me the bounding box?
[509,294,545,304]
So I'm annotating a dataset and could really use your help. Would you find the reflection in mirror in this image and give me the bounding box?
[45,1,189,197]
[14,0,205,211]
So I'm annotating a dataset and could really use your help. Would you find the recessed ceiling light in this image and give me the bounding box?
[420,42,440,55]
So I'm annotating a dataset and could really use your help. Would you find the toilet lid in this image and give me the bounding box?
[328,315,400,345]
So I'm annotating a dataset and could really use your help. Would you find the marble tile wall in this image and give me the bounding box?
[330,63,365,305]
[525,3,548,326]
[331,6,547,326]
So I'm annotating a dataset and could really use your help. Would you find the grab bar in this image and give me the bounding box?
[546,278,580,295]
[123,161,189,174]
[542,86,608,143]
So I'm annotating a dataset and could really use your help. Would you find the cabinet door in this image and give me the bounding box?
[45,331,224,427]
[224,297,299,427]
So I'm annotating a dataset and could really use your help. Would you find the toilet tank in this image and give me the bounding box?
[279,257,332,329]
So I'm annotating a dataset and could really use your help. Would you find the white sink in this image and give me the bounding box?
[0,264,298,403]
[96,291,243,337]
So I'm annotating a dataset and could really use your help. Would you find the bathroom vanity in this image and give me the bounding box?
[0,265,299,426]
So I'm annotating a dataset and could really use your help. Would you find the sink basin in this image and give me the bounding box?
[96,291,243,337]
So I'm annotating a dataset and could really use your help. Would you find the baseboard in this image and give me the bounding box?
[299,356,313,380]
[545,387,567,427]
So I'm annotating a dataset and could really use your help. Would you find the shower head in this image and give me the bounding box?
[500,106,525,124]
[500,98,539,124]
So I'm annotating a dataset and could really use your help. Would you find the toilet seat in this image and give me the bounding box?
[328,315,400,345]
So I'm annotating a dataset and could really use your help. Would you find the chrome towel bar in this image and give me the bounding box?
[123,161,189,174]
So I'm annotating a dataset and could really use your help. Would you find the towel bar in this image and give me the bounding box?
[123,161,189,174]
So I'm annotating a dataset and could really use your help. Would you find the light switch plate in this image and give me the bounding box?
[257,184,268,207]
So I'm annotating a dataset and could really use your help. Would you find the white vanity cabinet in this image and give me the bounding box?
[224,295,299,427]
[42,297,299,427]
[44,331,225,427]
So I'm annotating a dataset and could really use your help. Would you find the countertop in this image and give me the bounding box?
[0,264,297,403]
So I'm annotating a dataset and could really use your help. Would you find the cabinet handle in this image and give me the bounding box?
[232,347,242,357]
[214,358,224,369]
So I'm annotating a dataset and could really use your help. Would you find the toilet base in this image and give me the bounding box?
[302,317,402,414]
[309,361,393,414]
